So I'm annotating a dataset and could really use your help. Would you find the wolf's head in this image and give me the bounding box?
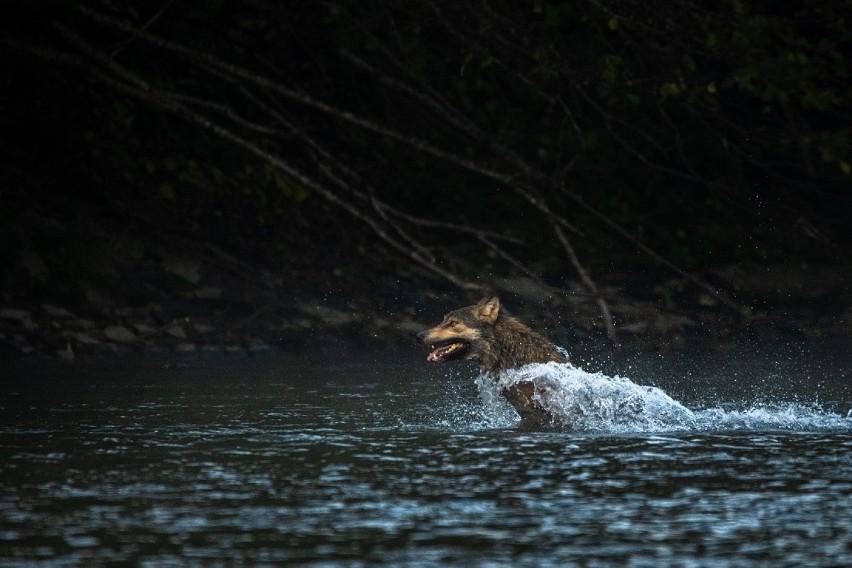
[416,296,502,364]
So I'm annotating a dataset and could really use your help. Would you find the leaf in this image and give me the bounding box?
[659,82,681,98]
[160,183,175,200]
[111,101,135,130]
[706,32,717,48]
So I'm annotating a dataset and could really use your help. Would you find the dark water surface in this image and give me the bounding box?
[1,345,850,566]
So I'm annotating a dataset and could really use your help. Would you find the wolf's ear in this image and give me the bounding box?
[474,295,500,324]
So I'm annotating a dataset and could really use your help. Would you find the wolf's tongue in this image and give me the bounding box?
[427,343,462,362]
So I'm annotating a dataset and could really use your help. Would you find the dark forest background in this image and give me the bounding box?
[2,0,851,357]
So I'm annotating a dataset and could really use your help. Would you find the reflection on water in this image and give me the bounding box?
[0,347,850,566]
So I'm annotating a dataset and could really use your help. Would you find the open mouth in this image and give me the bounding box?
[427,341,469,362]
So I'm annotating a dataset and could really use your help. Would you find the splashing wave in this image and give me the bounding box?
[449,362,851,433]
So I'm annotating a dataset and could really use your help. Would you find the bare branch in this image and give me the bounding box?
[553,224,619,345]
[55,22,483,292]
[72,3,584,238]
[558,186,740,311]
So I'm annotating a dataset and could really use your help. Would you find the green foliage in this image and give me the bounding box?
[15,0,852,284]
[265,164,310,203]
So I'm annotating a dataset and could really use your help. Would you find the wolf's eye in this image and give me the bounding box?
[444,319,459,327]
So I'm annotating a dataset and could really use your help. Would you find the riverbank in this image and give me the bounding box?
[2,246,850,360]
[2,167,851,361]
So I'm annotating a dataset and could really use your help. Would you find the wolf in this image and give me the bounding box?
[417,296,569,428]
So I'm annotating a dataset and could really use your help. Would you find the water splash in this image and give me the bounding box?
[694,404,852,431]
[459,362,851,433]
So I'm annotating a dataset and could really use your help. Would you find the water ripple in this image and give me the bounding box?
[0,358,850,566]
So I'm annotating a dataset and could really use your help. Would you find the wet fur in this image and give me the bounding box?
[418,296,568,428]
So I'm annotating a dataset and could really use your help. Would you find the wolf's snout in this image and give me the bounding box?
[415,330,428,343]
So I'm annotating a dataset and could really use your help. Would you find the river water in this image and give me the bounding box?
[1,340,850,566]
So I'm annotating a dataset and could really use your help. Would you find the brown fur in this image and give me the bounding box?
[417,296,568,428]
